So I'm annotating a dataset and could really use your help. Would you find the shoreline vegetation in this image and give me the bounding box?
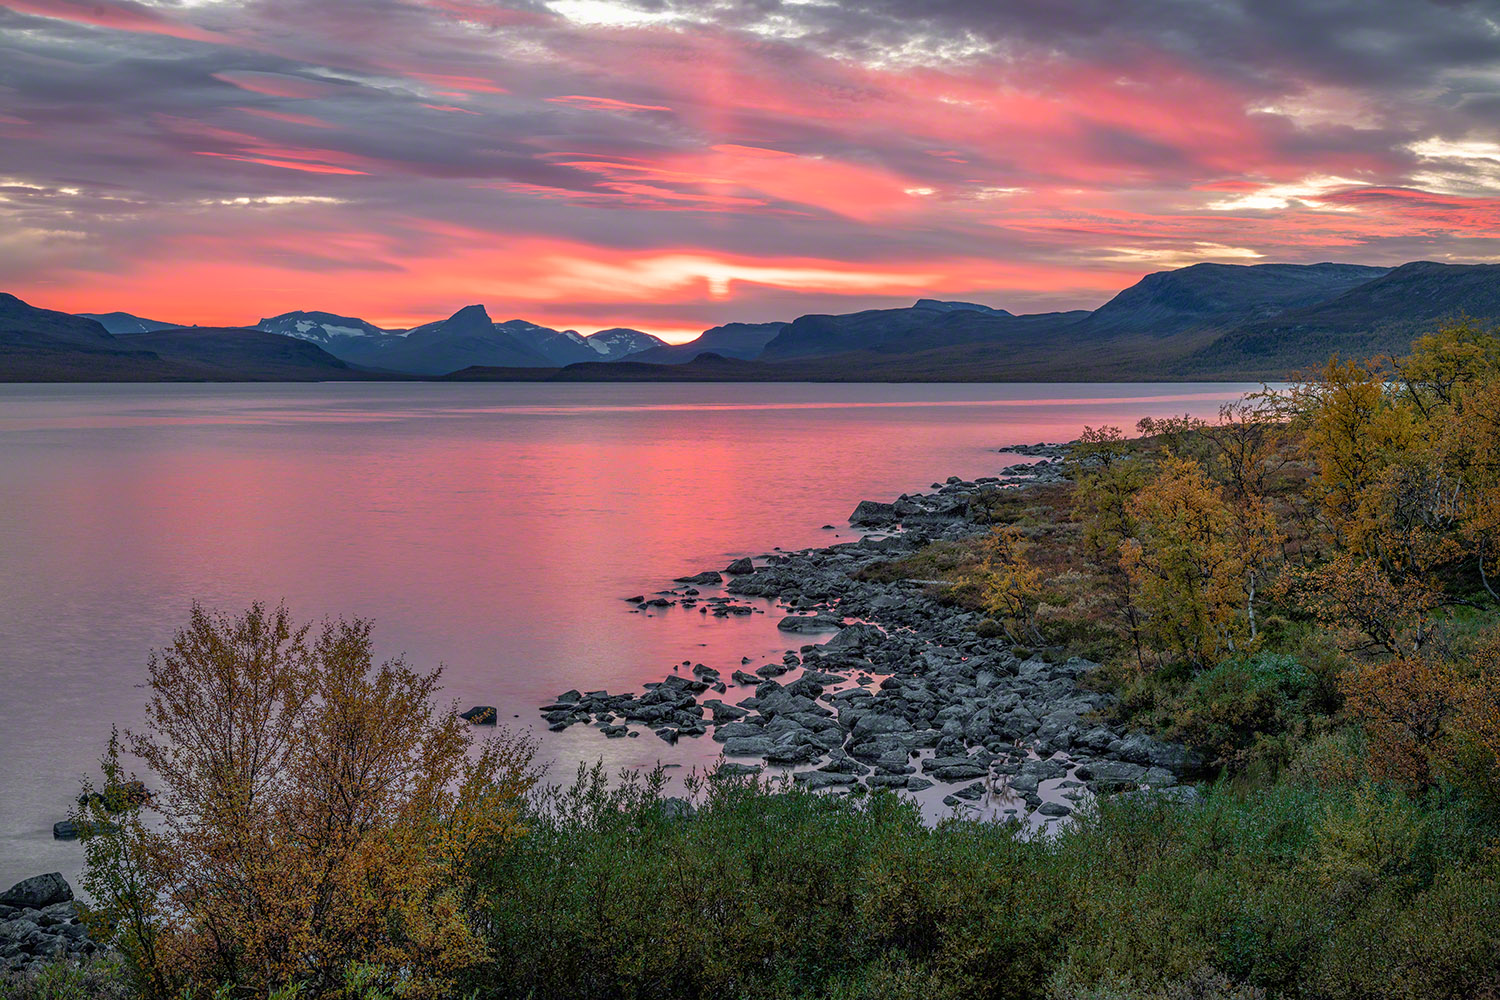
[9,324,1500,997]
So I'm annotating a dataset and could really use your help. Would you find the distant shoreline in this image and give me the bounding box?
[0,367,1291,386]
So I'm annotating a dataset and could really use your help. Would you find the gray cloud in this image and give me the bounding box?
[0,0,1498,331]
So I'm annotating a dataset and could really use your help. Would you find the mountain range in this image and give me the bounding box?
[4,259,1499,382]
[0,294,359,382]
[255,307,668,373]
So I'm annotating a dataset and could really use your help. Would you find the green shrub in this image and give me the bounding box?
[1169,653,1316,771]
[461,766,1500,1000]
[0,958,131,1000]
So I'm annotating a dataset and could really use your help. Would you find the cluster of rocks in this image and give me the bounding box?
[0,874,97,972]
[848,476,1003,534]
[998,458,1067,484]
[996,442,1071,484]
[542,459,1204,823]
[620,566,764,618]
[998,442,1069,459]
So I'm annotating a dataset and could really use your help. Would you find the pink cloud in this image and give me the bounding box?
[3,0,221,42]
[548,95,674,113]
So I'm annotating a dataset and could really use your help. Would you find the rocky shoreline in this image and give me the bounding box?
[4,442,1201,974]
[539,442,1203,823]
[0,873,97,972]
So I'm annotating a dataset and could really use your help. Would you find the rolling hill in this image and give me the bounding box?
[0,294,366,381]
[77,311,183,334]
[1176,261,1500,374]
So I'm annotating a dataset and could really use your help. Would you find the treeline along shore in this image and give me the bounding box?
[10,323,1500,999]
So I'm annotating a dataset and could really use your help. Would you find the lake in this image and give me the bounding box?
[0,381,1260,887]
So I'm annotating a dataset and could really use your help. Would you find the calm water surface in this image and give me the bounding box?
[0,381,1258,886]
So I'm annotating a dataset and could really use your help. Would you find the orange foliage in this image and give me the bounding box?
[1121,455,1277,668]
[966,524,1045,644]
[78,603,537,999]
[1341,655,1461,787]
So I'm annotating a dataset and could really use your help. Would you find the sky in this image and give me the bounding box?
[2,0,1500,341]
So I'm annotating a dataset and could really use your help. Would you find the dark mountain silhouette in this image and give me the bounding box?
[77,311,183,334]
[762,303,1068,359]
[630,321,788,364]
[1178,261,1500,374]
[11,259,1500,381]
[255,308,667,372]
[912,299,1012,315]
[1072,262,1389,339]
[118,328,359,380]
[1,293,366,381]
[4,294,122,350]
[763,264,1387,362]
[494,320,599,365]
[369,305,552,374]
[3,294,167,380]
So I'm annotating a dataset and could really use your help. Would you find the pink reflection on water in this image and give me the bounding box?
[0,381,1260,886]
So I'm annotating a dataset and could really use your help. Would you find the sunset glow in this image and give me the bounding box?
[2,0,1498,338]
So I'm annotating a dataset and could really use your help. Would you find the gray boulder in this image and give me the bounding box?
[826,623,884,650]
[1,873,72,909]
[849,499,898,526]
[674,571,723,585]
[723,736,775,757]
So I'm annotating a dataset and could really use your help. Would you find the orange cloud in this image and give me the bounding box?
[405,72,509,95]
[539,144,930,221]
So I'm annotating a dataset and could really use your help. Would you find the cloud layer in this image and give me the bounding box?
[2,0,1498,338]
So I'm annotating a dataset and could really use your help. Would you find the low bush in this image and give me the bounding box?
[458,768,1500,1000]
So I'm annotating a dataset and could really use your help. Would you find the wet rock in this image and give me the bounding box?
[674,571,723,585]
[764,742,822,765]
[852,713,912,739]
[723,736,775,757]
[865,774,912,789]
[725,557,755,575]
[849,499,898,527]
[826,623,884,650]
[777,615,843,633]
